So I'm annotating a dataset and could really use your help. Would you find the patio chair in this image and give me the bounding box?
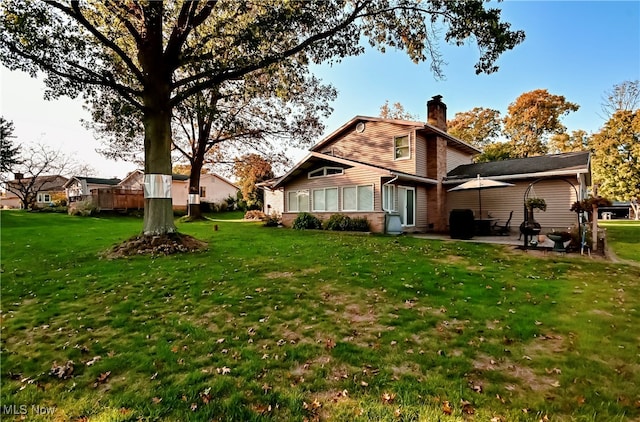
[492,211,513,236]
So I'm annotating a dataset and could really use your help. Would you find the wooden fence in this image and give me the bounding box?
[90,188,144,211]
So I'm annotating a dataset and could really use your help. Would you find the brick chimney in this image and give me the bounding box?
[427,95,447,132]
[426,95,448,233]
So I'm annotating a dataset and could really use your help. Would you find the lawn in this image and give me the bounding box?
[599,219,640,263]
[1,211,639,421]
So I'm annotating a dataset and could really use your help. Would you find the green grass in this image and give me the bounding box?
[600,219,640,262]
[1,210,639,421]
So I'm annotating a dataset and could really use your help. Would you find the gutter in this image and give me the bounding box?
[443,168,590,184]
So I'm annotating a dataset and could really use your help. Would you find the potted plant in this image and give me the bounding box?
[525,197,547,212]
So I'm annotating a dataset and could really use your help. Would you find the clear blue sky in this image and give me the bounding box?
[1,1,639,178]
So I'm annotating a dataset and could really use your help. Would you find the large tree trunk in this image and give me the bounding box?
[140,2,177,236]
[142,106,176,235]
[187,161,203,219]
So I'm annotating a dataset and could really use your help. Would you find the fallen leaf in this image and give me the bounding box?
[461,399,475,414]
[442,400,453,415]
[152,397,162,404]
[381,392,396,404]
[92,371,111,388]
[326,338,336,350]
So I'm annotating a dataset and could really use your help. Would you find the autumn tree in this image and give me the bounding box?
[233,154,274,210]
[447,107,502,148]
[1,0,524,241]
[473,141,515,163]
[503,89,579,158]
[379,100,419,121]
[549,129,589,154]
[589,110,640,218]
[1,117,21,173]
[601,80,640,118]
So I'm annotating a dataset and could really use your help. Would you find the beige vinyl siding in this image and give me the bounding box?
[446,147,474,173]
[416,185,428,231]
[414,132,428,177]
[446,178,581,231]
[319,121,418,174]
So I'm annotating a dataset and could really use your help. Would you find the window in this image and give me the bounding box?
[308,166,344,179]
[287,190,309,212]
[394,135,410,160]
[38,193,51,203]
[382,185,395,212]
[312,188,338,211]
[342,185,373,211]
[199,186,206,198]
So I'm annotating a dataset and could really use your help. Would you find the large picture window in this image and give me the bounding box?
[312,188,338,211]
[394,135,410,160]
[287,190,309,212]
[342,185,373,211]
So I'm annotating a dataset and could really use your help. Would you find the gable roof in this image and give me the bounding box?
[311,115,481,156]
[271,151,437,189]
[8,175,68,191]
[64,176,121,188]
[446,151,591,183]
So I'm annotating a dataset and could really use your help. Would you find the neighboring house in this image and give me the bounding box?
[267,95,479,233]
[118,170,238,211]
[265,95,592,234]
[64,176,121,202]
[1,174,69,209]
[445,151,591,231]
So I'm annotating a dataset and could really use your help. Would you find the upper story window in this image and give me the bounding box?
[308,166,344,179]
[394,135,410,160]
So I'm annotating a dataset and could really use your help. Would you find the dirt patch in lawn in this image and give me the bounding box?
[102,233,208,258]
[472,354,559,394]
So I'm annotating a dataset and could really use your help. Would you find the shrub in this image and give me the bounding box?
[324,214,370,232]
[68,200,98,216]
[292,212,322,230]
[324,214,352,231]
[263,212,281,227]
[244,210,266,220]
[349,217,371,232]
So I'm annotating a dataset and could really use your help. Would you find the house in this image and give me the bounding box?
[118,170,239,211]
[266,95,478,233]
[64,176,121,203]
[1,173,69,209]
[445,152,591,231]
[265,95,592,234]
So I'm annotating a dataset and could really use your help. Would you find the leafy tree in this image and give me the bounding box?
[379,100,419,120]
[601,80,640,118]
[473,141,515,163]
[589,110,640,216]
[503,89,579,158]
[1,117,21,173]
[1,0,524,239]
[447,107,502,148]
[3,143,77,209]
[548,129,589,154]
[233,154,274,211]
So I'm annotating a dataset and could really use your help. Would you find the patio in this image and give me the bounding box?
[412,231,557,249]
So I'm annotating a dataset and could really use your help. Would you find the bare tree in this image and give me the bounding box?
[601,80,640,119]
[3,143,90,209]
